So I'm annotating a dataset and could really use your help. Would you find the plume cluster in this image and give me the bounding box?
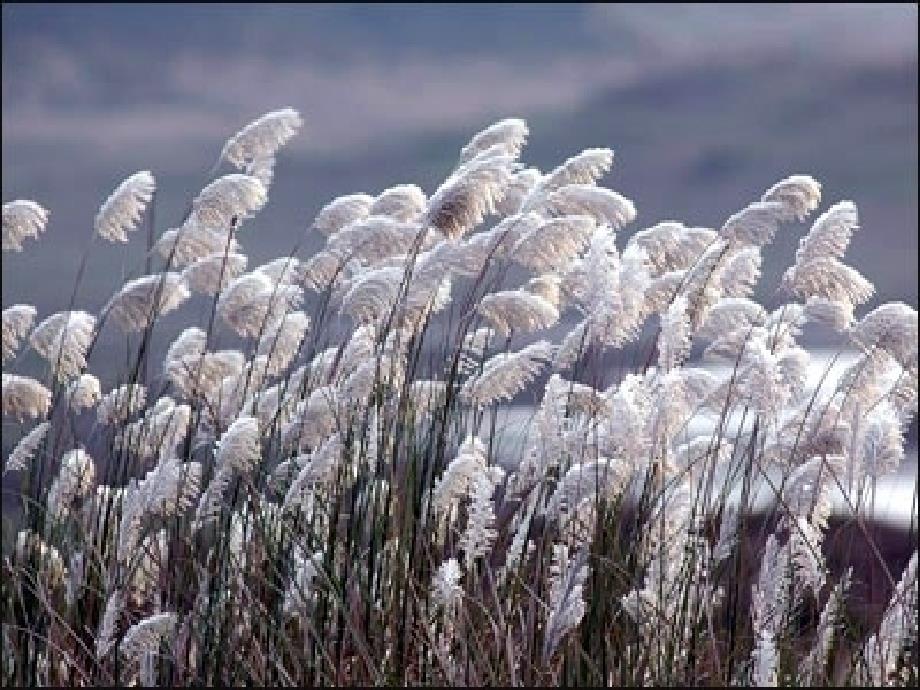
[2,112,916,688]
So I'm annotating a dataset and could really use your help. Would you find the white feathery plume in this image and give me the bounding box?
[340,265,403,325]
[720,200,787,246]
[432,435,488,517]
[312,193,375,236]
[154,222,241,267]
[256,310,310,377]
[511,215,596,272]
[119,612,176,664]
[4,421,50,473]
[283,435,344,511]
[171,348,247,404]
[781,256,874,308]
[545,459,629,520]
[749,533,790,687]
[117,458,202,563]
[478,289,559,336]
[433,212,541,275]
[189,174,267,229]
[105,273,191,333]
[2,374,52,421]
[546,184,636,229]
[66,373,101,411]
[461,340,553,406]
[629,222,717,276]
[521,148,614,211]
[696,297,767,340]
[280,385,340,453]
[525,273,563,309]
[860,551,918,687]
[496,167,542,216]
[255,256,307,285]
[431,557,464,613]
[804,296,855,331]
[118,397,192,462]
[761,174,822,221]
[195,416,260,526]
[28,310,96,381]
[857,400,906,482]
[458,464,504,569]
[580,230,650,350]
[217,271,303,338]
[220,108,303,169]
[849,302,918,370]
[715,245,762,299]
[658,295,691,372]
[543,544,589,663]
[96,383,146,425]
[326,216,426,263]
[46,449,95,522]
[94,171,155,243]
[214,415,261,474]
[2,304,37,362]
[245,153,275,189]
[96,589,125,657]
[2,200,49,252]
[800,570,851,686]
[181,251,248,295]
[424,151,515,239]
[302,250,350,292]
[458,117,529,165]
[371,184,427,222]
[794,200,858,266]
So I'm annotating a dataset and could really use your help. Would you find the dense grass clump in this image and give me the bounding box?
[1,110,917,686]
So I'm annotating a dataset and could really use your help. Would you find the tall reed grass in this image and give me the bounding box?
[2,110,917,686]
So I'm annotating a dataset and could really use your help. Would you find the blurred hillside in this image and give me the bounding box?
[3,4,917,328]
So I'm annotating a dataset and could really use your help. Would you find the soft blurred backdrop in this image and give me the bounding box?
[2,3,917,336]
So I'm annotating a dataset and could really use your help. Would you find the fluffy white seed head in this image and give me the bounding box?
[720,200,787,246]
[461,340,553,406]
[119,612,177,664]
[105,273,190,333]
[849,302,918,370]
[96,383,147,425]
[478,290,559,336]
[94,171,155,243]
[795,200,858,267]
[182,252,248,295]
[312,193,375,236]
[155,222,241,268]
[2,200,49,252]
[522,148,614,211]
[221,108,303,169]
[458,117,529,166]
[217,271,304,338]
[546,184,636,229]
[66,373,101,411]
[371,184,427,222]
[5,421,50,473]
[28,310,96,381]
[189,174,267,229]
[2,304,37,362]
[2,374,51,421]
[512,215,596,272]
[424,153,515,239]
[46,449,95,522]
[761,174,822,222]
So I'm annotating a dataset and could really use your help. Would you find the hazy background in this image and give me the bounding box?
[2,3,918,354]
